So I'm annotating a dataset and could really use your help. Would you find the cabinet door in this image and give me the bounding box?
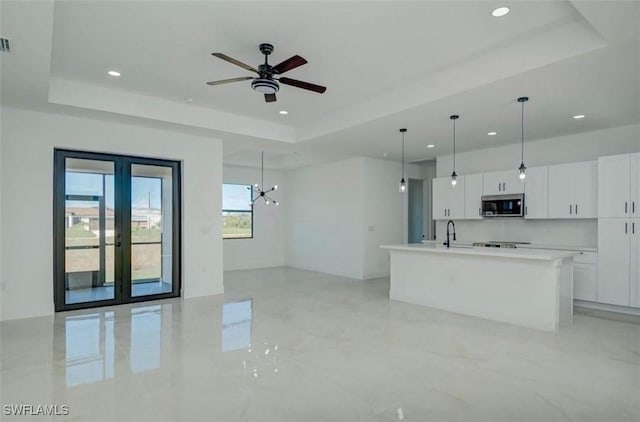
[597,218,631,306]
[432,178,449,220]
[548,164,571,218]
[631,218,640,308]
[598,154,630,218]
[571,161,598,218]
[524,166,548,219]
[630,154,640,218]
[574,263,597,301]
[449,176,465,219]
[482,171,504,196]
[464,174,483,220]
[501,170,525,195]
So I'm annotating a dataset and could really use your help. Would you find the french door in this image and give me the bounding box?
[54,150,181,311]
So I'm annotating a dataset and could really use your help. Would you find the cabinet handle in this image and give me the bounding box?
[625,202,628,213]
[575,204,578,215]
[503,182,506,191]
[633,222,636,234]
[625,222,628,234]
[479,207,481,216]
[569,204,572,215]
[633,202,636,214]
[498,182,501,192]
[525,206,528,216]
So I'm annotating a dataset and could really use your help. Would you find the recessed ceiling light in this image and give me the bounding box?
[573,114,586,119]
[491,7,510,17]
[427,144,435,148]
[488,132,497,136]
[279,110,288,115]
[107,70,121,77]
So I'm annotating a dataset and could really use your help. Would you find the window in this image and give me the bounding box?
[222,184,253,239]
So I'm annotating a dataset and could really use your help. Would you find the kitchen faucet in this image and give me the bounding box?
[445,220,456,248]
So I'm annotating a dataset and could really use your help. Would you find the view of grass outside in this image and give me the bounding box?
[223,183,253,239]
[223,212,252,238]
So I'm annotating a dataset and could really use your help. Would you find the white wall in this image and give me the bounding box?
[434,124,640,247]
[0,107,224,321]
[285,157,366,279]
[285,156,423,280]
[223,165,285,271]
[362,158,423,279]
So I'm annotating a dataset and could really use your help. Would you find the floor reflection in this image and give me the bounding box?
[222,299,252,352]
[64,312,115,387]
[64,304,169,386]
[130,305,162,373]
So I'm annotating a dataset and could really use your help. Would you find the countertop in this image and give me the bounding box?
[420,240,597,253]
[381,243,579,261]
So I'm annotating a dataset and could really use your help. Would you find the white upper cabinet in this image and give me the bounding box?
[483,170,524,196]
[464,174,483,220]
[598,154,631,218]
[523,166,548,219]
[548,161,597,219]
[548,164,572,218]
[432,177,465,220]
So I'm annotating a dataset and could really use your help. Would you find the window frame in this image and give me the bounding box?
[222,183,254,240]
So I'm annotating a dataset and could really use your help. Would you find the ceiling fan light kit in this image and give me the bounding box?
[207,43,326,103]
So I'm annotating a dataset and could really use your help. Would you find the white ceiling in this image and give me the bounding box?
[2,0,639,168]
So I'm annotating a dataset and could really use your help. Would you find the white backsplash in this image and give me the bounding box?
[434,219,598,249]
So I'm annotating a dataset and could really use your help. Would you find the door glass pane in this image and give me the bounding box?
[64,158,115,305]
[130,164,173,297]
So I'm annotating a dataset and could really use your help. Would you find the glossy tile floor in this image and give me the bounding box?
[1,267,639,421]
[65,281,173,304]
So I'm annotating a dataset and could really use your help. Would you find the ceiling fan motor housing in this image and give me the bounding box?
[252,78,279,94]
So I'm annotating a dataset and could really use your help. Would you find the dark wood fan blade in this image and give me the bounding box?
[264,93,277,103]
[279,77,326,93]
[206,77,253,86]
[272,55,307,74]
[211,53,259,74]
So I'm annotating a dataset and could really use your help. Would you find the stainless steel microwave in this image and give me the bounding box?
[481,194,524,217]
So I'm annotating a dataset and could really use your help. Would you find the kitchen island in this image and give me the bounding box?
[380,244,578,331]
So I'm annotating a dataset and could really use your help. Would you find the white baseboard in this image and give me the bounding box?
[574,299,640,316]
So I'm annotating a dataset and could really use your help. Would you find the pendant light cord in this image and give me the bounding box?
[401,131,405,178]
[521,101,524,163]
[261,151,264,188]
[452,118,456,171]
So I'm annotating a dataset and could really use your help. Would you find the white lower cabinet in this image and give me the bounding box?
[631,218,640,307]
[573,252,597,301]
[597,219,631,306]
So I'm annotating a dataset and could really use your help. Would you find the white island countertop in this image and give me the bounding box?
[381,243,578,261]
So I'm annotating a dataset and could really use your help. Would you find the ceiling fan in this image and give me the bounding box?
[206,43,326,103]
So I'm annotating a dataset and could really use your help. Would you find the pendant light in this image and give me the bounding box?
[450,115,459,186]
[250,151,279,206]
[399,128,407,193]
[517,96,529,180]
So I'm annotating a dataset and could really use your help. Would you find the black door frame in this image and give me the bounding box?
[53,149,182,312]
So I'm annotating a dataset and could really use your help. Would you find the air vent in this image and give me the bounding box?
[0,38,11,53]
